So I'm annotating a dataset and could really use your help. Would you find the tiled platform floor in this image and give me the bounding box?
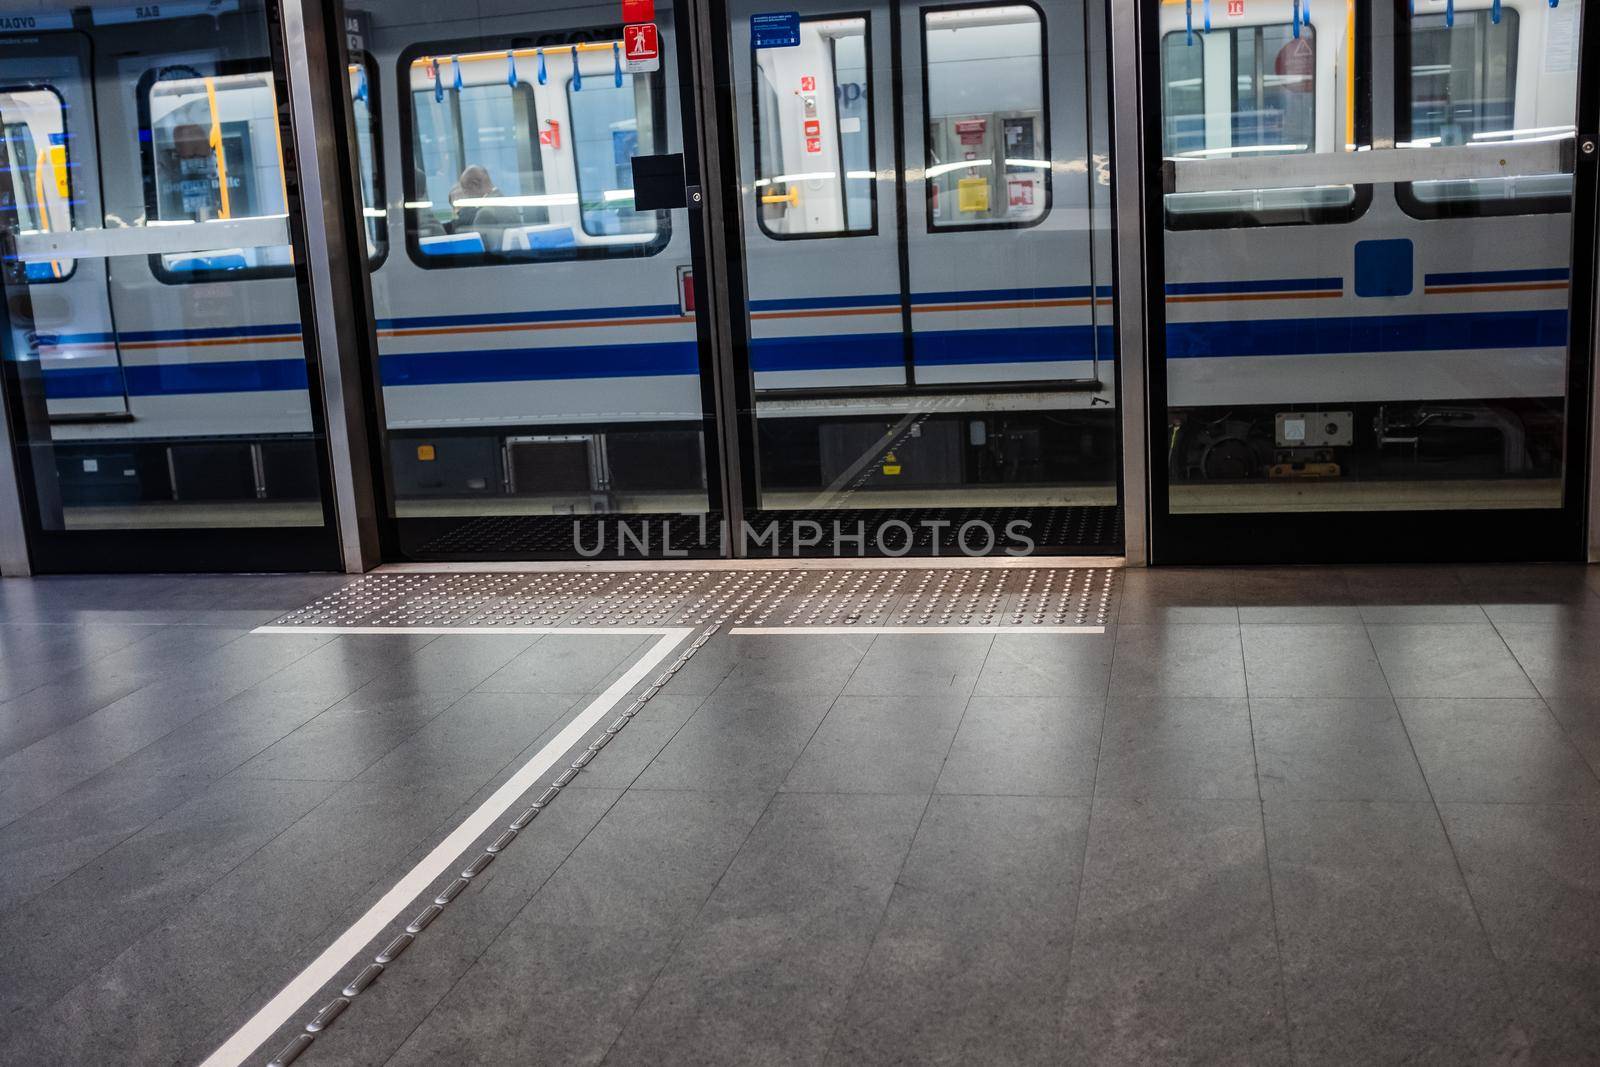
[0,564,1597,1065]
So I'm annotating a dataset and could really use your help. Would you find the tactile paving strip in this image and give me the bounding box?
[265,567,1118,630]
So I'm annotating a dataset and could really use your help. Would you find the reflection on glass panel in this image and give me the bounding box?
[146,69,294,274]
[0,89,74,281]
[403,44,667,264]
[1159,1,1581,517]
[568,74,658,236]
[1161,17,1355,221]
[924,5,1047,229]
[0,3,328,535]
[753,16,874,237]
[349,58,387,259]
[1401,8,1573,207]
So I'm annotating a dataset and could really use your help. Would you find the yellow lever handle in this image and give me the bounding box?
[760,188,799,207]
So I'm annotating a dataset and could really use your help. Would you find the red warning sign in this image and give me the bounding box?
[623,22,660,73]
[622,0,654,22]
[804,119,820,137]
[805,136,822,154]
[1227,0,1244,14]
[800,75,815,91]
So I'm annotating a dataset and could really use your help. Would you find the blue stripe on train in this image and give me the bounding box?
[378,340,701,385]
[1424,267,1571,287]
[44,359,310,399]
[1165,277,1342,296]
[39,310,1570,398]
[1166,309,1567,358]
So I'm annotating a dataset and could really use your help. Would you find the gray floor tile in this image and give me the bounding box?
[1095,698,1258,800]
[475,633,649,693]
[1494,619,1600,701]
[1242,624,1391,697]
[0,776,339,1024]
[605,793,925,1065]
[1496,957,1600,1063]
[1366,623,1538,698]
[1060,942,1291,1067]
[1399,698,1600,805]
[1075,797,1274,952]
[831,795,1091,1064]
[528,789,768,929]
[633,686,837,793]
[1263,799,1486,960]
[0,766,212,909]
[1545,694,1600,777]
[971,632,1114,697]
[1251,697,1430,802]
[935,696,1103,797]
[840,633,993,696]
[782,693,968,795]
[1439,803,1600,963]
[232,690,464,782]
[1107,625,1247,700]
[355,690,582,788]
[384,922,680,1067]
[1280,949,1529,1066]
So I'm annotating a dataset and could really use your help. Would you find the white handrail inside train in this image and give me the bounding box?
[9,215,291,261]
[1165,139,1575,194]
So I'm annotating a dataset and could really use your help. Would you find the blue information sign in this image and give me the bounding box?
[751,12,801,48]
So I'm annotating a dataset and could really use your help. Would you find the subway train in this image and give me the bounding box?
[0,0,1579,514]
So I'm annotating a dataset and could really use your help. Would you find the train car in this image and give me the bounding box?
[1,0,1579,520]
[1158,0,1577,504]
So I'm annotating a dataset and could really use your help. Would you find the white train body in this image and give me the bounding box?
[0,0,1578,500]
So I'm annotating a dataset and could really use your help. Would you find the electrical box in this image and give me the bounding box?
[1276,411,1353,448]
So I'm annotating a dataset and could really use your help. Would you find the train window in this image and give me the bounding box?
[567,74,664,238]
[142,67,294,280]
[0,87,74,282]
[752,15,875,239]
[403,40,669,267]
[1397,8,1572,217]
[1160,22,1362,226]
[349,55,387,265]
[923,5,1049,231]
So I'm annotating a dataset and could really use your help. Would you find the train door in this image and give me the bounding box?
[0,2,344,573]
[727,0,1120,556]
[1143,0,1598,563]
[0,31,130,420]
[346,0,735,560]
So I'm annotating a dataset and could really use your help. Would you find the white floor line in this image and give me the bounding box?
[729,625,1107,635]
[199,625,695,1067]
[252,624,684,636]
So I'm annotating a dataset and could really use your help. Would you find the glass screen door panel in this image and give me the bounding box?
[726,0,1121,557]
[0,4,341,573]
[353,0,725,560]
[1146,0,1594,563]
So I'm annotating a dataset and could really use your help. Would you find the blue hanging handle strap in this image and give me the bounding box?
[452,55,462,92]
[508,50,517,87]
[536,48,547,85]
[432,58,443,102]
[1185,0,1193,45]
[1203,0,1211,32]
[1445,0,1454,27]
[354,65,368,103]
[1302,0,1310,28]
[614,41,623,87]
[1293,0,1301,37]
[571,45,582,91]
